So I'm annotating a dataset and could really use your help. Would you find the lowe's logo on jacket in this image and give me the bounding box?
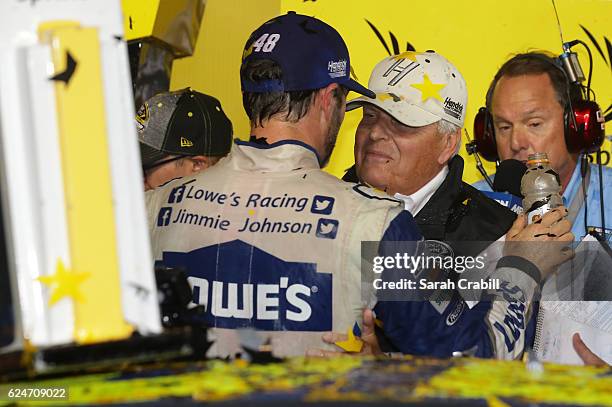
[162,240,332,331]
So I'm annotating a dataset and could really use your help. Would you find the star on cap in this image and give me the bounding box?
[38,259,91,306]
[393,51,419,62]
[410,74,446,102]
[377,93,402,103]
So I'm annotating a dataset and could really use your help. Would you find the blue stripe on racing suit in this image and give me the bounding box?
[374,213,536,359]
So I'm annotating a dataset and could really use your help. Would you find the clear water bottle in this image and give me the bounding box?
[520,153,563,224]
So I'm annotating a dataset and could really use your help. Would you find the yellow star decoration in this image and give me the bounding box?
[38,260,90,306]
[410,74,446,103]
[377,93,395,102]
[334,326,364,353]
[393,51,419,62]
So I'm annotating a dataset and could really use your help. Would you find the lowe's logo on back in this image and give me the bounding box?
[162,240,332,331]
[188,276,315,323]
[310,195,335,215]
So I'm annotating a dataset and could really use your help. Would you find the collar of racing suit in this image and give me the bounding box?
[230,139,322,172]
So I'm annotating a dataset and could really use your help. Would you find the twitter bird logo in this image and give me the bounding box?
[311,195,335,215]
[316,218,339,239]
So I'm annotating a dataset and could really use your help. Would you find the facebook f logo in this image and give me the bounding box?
[168,186,186,203]
[157,207,173,227]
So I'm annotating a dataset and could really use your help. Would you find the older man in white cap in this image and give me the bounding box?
[337,51,573,359]
[345,51,516,254]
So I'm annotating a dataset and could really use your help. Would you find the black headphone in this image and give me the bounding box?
[473,52,605,162]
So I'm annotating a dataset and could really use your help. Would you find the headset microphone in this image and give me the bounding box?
[492,159,527,198]
[464,129,494,189]
[477,159,526,214]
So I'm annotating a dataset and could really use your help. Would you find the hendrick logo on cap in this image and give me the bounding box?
[328,59,347,78]
[443,97,463,120]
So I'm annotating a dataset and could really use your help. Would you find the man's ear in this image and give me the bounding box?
[318,83,340,116]
[190,155,210,172]
[438,128,461,165]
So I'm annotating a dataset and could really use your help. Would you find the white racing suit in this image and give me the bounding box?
[145,140,420,357]
[146,140,537,359]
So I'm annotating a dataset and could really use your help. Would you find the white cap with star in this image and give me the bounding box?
[347,51,467,128]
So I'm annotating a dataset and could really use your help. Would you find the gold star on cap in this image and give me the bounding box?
[38,259,90,306]
[377,93,394,102]
[393,51,419,62]
[410,74,446,102]
[377,92,402,103]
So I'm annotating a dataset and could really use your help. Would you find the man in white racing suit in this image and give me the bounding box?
[145,12,421,357]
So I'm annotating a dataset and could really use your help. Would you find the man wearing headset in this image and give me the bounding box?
[473,52,611,244]
[473,52,612,366]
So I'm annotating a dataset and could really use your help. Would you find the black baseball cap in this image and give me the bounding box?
[240,12,374,98]
[136,88,233,168]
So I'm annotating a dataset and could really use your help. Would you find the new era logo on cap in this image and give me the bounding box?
[347,51,467,128]
[180,137,193,147]
[241,12,375,98]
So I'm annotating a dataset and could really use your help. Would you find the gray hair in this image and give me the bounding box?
[437,119,462,155]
